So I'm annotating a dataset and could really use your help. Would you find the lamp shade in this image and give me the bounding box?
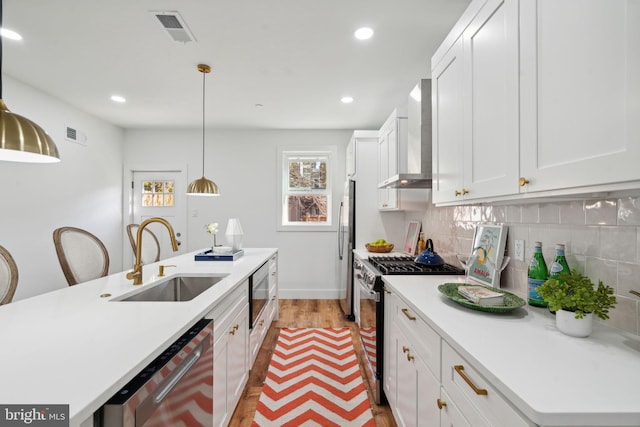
[186,176,219,196]
[0,100,60,163]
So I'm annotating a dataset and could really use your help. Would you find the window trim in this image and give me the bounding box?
[277,145,338,232]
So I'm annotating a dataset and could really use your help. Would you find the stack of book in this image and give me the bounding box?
[457,285,504,306]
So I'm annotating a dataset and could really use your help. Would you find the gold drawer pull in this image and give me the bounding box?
[462,188,469,195]
[401,308,416,321]
[383,287,391,295]
[454,365,488,395]
[406,353,414,362]
[437,399,447,409]
[402,346,409,353]
[519,177,530,187]
[454,190,462,196]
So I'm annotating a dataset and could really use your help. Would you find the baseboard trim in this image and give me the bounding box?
[278,289,342,299]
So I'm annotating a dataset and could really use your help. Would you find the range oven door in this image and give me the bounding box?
[357,277,382,404]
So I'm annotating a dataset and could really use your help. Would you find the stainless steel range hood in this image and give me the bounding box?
[378,79,433,189]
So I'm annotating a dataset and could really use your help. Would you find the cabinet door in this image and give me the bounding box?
[439,388,473,427]
[378,129,399,210]
[394,327,440,427]
[462,0,519,199]
[520,0,640,192]
[383,289,397,407]
[432,37,465,204]
[228,307,249,403]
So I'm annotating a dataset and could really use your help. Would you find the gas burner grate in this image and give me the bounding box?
[368,256,464,276]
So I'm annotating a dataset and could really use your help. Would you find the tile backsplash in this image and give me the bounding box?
[420,196,640,336]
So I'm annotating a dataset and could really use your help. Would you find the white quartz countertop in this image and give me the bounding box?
[382,275,640,427]
[0,248,276,426]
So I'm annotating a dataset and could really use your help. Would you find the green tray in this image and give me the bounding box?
[438,283,526,313]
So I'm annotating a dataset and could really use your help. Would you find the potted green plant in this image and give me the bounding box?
[536,270,617,337]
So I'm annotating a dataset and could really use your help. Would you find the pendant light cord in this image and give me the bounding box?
[201,68,206,176]
[0,0,4,99]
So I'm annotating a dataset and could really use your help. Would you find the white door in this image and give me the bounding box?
[128,170,187,266]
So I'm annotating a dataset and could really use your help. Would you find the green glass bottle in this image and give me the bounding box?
[549,244,570,280]
[527,241,548,307]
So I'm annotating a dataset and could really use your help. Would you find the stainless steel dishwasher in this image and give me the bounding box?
[100,319,213,427]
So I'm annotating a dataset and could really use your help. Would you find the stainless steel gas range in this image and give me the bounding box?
[355,254,464,404]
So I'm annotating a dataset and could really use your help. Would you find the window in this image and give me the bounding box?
[278,147,336,230]
[141,180,175,207]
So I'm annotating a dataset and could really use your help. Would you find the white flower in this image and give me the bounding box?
[205,222,219,235]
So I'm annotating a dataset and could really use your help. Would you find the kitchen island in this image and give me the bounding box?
[0,248,277,427]
[383,275,640,427]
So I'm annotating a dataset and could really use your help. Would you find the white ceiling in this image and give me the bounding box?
[2,0,470,130]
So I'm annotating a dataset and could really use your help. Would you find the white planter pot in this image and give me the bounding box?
[556,309,594,338]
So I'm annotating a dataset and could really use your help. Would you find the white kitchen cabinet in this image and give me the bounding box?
[378,111,403,210]
[382,286,397,407]
[441,341,531,427]
[432,0,519,204]
[377,109,429,210]
[249,254,278,366]
[519,0,640,194]
[209,281,249,427]
[386,295,441,427]
[438,388,475,427]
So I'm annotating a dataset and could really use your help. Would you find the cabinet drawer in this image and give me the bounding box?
[395,303,440,381]
[442,341,531,427]
[205,280,248,341]
[249,296,276,366]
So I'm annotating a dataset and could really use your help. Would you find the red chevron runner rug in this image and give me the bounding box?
[252,328,375,426]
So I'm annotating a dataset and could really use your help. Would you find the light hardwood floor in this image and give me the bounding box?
[229,299,397,427]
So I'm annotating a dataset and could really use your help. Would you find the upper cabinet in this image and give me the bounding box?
[377,108,429,211]
[433,0,520,204]
[519,0,640,193]
[432,0,640,205]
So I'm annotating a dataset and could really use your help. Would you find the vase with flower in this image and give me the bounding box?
[205,222,219,250]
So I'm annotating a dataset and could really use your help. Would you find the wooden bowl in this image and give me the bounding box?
[366,243,394,253]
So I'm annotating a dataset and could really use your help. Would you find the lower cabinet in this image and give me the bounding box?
[385,287,533,427]
[385,292,440,427]
[207,281,250,427]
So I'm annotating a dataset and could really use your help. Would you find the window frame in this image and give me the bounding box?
[277,145,338,232]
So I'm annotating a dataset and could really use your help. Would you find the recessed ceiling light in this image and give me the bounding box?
[1,28,23,41]
[354,27,374,40]
[110,95,126,103]
[341,96,354,104]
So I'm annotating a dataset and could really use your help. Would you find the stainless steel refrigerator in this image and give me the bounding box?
[337,179,356,320]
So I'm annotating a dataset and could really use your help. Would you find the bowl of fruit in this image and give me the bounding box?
[366,239,394,253]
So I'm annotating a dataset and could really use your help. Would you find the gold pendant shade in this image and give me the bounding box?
[186,63,219,196]
[0,100,60,163]
[187,176,219,196]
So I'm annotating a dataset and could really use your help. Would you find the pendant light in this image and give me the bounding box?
[187,63,219,196]
[0,0,60,163]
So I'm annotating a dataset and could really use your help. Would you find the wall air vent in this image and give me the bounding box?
[151,11,196,43]
[65,125,87,146]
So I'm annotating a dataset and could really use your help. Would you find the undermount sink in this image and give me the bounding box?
[115,275,227,302]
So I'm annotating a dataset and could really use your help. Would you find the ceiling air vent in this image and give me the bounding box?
[151,11,196,43]
[65,125,87,146]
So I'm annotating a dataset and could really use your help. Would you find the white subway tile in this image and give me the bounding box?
[539,203,560,224]
[559,201,585,225]
[585,199,617,225]
[618,196,640,226]
[571,226,600,257]
[522,204,539,223]
[600,226,637,262]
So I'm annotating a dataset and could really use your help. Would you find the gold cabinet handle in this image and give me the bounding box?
[454,190,462,196]
[383,287,391,294]
[462,188,469,195]
[454,365,488,395]
[401,308,416,321]
[229,328,235,335]
[519,177,530,187]
[437,398,447,409]
[402,346,409,354]
[407,353,414,362]
[259,319,265,327]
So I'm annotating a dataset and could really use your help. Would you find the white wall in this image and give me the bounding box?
[124,128,351,298]
[1,76,125,300]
